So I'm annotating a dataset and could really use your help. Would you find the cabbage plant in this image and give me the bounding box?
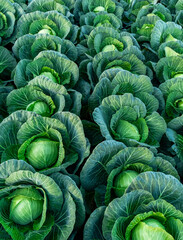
[6,76,82,116]
[124,0,158,23]
[0,159,85,240]
[0,0,24,45]
[89,69,163,113]
[136,3,172,21]
[13,34,78,61]
[77,27,141,63]
[0,110,89,174]
[13,51,79,88]
[80,141,179,207]
[131,3,172,42]
[78,39,152,88]
[83,50,150,87]
[84,171,183,240]
[87,27,139,54]
[79,11,122,39]
[16,10,79,42]
[158,40,183,58]
[131,14,160,42]
[26,0,72,20]
[78,26,126,61]
[156,56,183,82]
[141,20,183,63]
[74,0,124,20]
[150,20,183,51]
[90,51,149,79]
[93,93,166,147]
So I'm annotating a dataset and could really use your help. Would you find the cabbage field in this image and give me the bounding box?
[1,0,183,239]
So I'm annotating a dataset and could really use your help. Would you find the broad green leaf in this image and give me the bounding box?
[83,206,106,240]
[51,172,85,228]
[126,172,183,210]
[46,191,76,240]
[102,190,154,240]
[80,140,125,191]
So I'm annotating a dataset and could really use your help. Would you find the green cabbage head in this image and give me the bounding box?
[9,188,43,225]
[114,170,139,197]
[25,137,59,169]
[132,217,174,240]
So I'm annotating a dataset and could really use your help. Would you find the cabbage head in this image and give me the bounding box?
[0,159,85,239]
[13,34,78,61]
[7,75,82,116]
[13,51,79,89]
